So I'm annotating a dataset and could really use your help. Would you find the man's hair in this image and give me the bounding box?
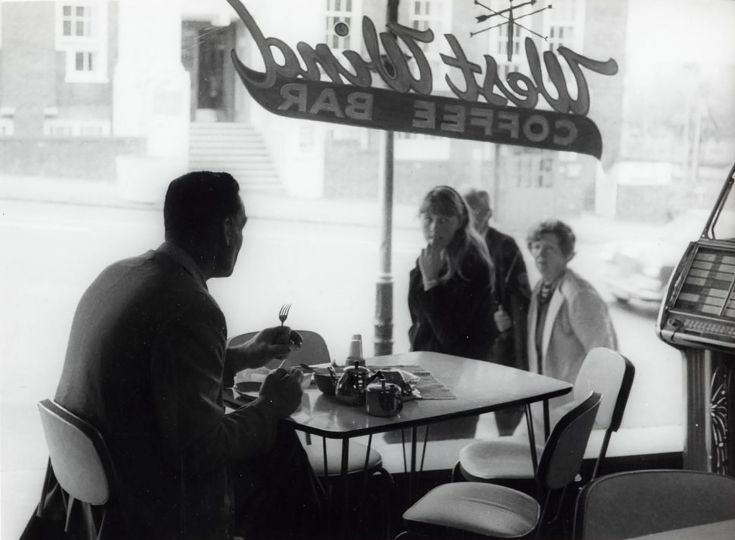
[527,219,576,257]
[462,187,491,213]
[164,171,242,243]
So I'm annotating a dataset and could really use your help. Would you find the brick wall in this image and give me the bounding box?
[1,1,116,135]
[1,2,57,136]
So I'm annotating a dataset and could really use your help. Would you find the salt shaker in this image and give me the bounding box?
[347,334,365,366]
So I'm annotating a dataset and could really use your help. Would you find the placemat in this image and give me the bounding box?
[368,364,456,400]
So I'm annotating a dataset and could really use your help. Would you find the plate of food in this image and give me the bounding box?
[233,381,262,397]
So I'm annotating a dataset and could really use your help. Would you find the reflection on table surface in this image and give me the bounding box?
[231,351,571,438]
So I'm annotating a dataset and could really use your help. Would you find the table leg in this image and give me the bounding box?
[360,434,373,503]
[408,426,418,503]
[525,404,539,474]
[341,438,350,534]
[419,425,430,472]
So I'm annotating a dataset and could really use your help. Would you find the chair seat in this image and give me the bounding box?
[459,438,542,481]
[303,439,383,476]
[403,482,540,538]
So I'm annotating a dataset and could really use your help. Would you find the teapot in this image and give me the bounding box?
[335,360,375,406]
[365,374,403,417]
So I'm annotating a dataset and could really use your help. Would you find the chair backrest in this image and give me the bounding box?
[574,469,735,540]
[537,392,601,492]
[38,399,114,506]
[573,347,635,477]
[229,329,331,368]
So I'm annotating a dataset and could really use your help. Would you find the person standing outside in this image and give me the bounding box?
[463,187,531,434]
[407,185,496,440]
[526,219,617,433]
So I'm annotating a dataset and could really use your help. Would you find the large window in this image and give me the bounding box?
[55,1,108,83]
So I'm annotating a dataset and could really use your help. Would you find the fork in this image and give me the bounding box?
[278,303,292,326]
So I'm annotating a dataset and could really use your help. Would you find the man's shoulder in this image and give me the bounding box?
[90,250,217,315]
[486,227,521,250]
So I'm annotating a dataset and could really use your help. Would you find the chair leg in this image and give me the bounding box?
[80,503,98,540]
[377,467,395,540]
[450,462,464,482]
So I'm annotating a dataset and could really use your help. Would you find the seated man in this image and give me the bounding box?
[31,171,323,540]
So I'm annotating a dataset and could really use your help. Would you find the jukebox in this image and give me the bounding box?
[657,162,735,474]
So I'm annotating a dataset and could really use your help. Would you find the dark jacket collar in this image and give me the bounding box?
[156,241,208,289]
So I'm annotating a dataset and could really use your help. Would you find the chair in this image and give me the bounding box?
[37,399,118,539]
[398,392,602,540]
[573,469,735,540]
[456,348,634,483]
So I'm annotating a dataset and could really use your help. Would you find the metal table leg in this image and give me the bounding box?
[525,404,539,474]
[341,438,350,534]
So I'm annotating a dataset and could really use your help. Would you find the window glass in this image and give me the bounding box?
[2,4,735,538]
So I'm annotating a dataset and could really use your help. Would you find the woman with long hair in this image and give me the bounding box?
[406,185,498,441]
[408,185,497,362]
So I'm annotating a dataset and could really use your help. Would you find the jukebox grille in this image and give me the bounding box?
[674,249,735,319]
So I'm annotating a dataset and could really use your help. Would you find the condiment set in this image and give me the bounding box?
[317,333,406,417]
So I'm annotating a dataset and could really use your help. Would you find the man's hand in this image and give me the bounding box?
[258,368,303,418]
[494,307,512,333]
[227,327,303,370]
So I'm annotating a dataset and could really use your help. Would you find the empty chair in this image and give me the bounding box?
[397,392,602,540]
[456,347,634,483]
[37,399,119,539]
[574,469,735,540]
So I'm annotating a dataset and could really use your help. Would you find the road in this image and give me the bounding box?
[0,198,683,539]
[0,197,682,417]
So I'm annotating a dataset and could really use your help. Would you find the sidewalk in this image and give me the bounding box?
[0,175,661,242]
[0,175,423,230]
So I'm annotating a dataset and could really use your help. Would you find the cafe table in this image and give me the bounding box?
[225,350,572,530]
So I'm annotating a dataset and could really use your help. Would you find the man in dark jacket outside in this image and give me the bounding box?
[25,171,323,540]
[463,187,532,435]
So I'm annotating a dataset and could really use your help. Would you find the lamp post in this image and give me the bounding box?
[374,0,399,356]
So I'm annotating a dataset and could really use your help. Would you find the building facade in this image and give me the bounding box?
[2,0,731,225]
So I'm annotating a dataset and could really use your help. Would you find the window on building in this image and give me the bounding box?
[61,5,92,38]
[325,0,358,50]
[512,151,554,188]
[0,120,13,137]
[407,0,450,86]
[56,2,108,83]
[43,120,111,137]
[544,0,584,52]
[483,10,526,83]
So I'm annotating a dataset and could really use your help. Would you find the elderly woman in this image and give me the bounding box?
[526,219,617,430]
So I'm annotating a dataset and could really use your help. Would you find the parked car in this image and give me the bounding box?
[600,210,710,306]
